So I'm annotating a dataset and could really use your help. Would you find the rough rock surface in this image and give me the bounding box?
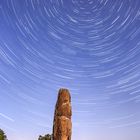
[53,88,72,140]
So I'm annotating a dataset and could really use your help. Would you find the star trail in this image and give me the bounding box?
[0,0,140,140]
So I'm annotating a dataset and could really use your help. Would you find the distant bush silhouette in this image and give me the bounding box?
[38,134,52,140]
[0,129,7,140]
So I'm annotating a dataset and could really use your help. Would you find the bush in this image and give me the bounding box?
[0,129,7,140]
[38,134,52,140]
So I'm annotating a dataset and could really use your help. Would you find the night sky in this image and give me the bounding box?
[0,0,140,140]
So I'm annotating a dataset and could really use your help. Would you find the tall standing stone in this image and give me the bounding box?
[53,88,72,140]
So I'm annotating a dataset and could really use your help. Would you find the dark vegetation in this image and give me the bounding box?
[38,134,52,140]
[0,129,7,140]
[0,129,52,140]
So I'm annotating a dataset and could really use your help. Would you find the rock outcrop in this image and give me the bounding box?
[52,88,72,140]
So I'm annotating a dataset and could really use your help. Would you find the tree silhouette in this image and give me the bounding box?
[0,129,7,140]
[38,134,51,140]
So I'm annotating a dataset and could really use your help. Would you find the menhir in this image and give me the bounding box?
[53,88,72,140]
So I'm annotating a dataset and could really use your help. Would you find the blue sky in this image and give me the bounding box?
[0,0,140,140]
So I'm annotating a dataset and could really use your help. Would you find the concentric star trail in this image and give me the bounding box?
[0,0,140,140]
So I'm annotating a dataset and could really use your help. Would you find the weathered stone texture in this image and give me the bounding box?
[53,88,72,140]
